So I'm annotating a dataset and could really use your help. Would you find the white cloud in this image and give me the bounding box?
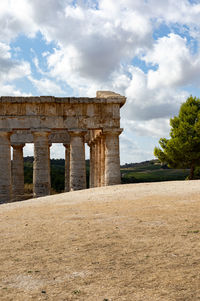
[0,42,11,59]
[122,65,189,121]
[40,1,198,121]
[0,42,31,94]
[28,76,64,95]
[64,5,85,20]
[6,61,31,82]
[0,83,26,96]
[50,144,65,159]
[1,0,200,162]
[143,33,200,89]
[120,132,156,164]
[149,0,200,26]
[122,118,171,138]
[0,0,37,42]
[23,143,34,158]
[29,0,153,85]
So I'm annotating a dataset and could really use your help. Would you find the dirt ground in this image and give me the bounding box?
[0,180,200,301]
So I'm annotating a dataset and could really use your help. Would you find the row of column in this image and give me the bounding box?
[0,130,88,203]
[89,129,122,188]
[0,128,122,203]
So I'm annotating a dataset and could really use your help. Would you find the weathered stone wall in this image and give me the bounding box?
[0,91,126,202]
[0,93,125,130]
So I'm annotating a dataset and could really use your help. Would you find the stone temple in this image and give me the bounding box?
[0,91,126,203]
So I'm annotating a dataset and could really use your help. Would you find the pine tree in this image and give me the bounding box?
[154,96,200,179]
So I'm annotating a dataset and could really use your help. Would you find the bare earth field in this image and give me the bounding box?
[0,181,200,301]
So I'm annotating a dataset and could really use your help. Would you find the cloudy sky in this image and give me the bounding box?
[1,0,200,163]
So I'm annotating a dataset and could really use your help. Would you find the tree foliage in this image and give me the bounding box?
[154,96,200,179]
[24,157,90,192]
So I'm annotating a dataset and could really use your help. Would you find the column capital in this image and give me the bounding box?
[103,128,123,136]
[68,129,87,137]
[32,129,51,137]
[0,130,13,138]
[31,128,51,132]
[63,143,70,148]
[88,140,95,147]
[91,133,102,144]
[95,134,102,140]
[11,143,25,148]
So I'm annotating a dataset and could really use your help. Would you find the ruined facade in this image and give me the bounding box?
[0,91,126,203]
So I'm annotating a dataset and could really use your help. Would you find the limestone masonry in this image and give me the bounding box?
[0,91,126,203]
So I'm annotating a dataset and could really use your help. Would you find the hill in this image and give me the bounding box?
[24,157,191,193]
[121,159,191,184]
[1,181,200,300]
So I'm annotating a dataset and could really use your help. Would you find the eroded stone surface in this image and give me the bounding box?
[12,144,25,200]
[0,91,126,202]
[69,130,87,191]
[33,131,51,198]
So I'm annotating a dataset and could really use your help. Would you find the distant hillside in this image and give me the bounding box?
[23,157,194,192]
[121,159,160,169]
[120,159,191,184]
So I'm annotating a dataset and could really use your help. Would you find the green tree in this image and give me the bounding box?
[154,96,200,180]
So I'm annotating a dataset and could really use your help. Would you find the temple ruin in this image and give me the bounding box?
[0,91,126,203]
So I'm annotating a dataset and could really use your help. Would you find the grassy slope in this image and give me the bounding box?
[121,160,190,183]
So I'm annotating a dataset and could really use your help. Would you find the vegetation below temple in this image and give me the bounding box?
[23,157,199,193]
[24,156,90,193]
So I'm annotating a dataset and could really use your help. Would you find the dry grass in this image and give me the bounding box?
[0,180,200,301]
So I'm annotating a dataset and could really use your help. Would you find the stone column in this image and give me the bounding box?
[0,131,12,203]
[12,143,25,200]
[104,129,123,186]
[95,137,99,187]
[63,144,70,192]
[100,135,105,186]
[93,140,98,187]
[33,131,51,198]
[48,143,52,192]
[89,141,95,188]
[97,136,102,187]
[69,130,86,191]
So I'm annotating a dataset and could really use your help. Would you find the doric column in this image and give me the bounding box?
[48,143,52,192]
[0,131,12,203]
[94,139,98,187]
[104,129,123,186]
[12,143,25,200]
[33,131,51,198]
[69,130,86,191]
[97,136,102,187]
[89,141,95,188]
[100,135,105,186]
[95,137,100,187]
[63,143,70,192]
